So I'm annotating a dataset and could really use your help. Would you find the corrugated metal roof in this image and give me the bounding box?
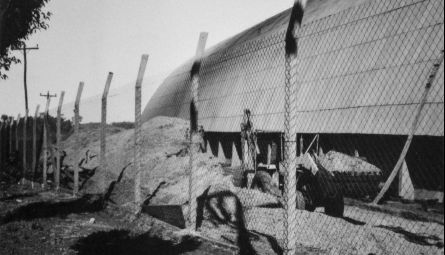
[143,0,444,136]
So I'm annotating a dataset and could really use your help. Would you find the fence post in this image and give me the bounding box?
[100,73,113,192]
[9,116,14,157]
[15,114,20,171]
[373,50,444,205]
[134,55,149,204]
[55,92,65,191]
[283,1,306,254]
[189,32,208,229]
[31,105,40,188]
[0,121,3,166]
[42,99,51,188]
[73,82,84,196]
[15,114,20,154]
[22,110,28,184]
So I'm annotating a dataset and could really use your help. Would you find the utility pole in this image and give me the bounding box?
[39,91,56,188]
[12,42,39,115]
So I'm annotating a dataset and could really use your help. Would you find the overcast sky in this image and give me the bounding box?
[0,0,292,118]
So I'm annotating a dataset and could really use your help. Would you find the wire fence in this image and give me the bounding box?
[145,0,444,254]
[0,0,444,254]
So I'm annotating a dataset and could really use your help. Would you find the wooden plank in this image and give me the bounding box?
[134,55,149,204]
[100,73,113,192]
[373,51,444,205]
[73,82,84,196]
[55,92,65,191]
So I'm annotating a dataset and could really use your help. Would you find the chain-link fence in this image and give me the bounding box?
[143,0,444,254]
[0,0,443,254]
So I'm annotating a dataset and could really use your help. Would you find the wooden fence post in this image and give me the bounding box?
[100,73,113,192]
[0,121,3,166]
[42,99,51,188]
[15,114,20,172]
[9,116,14,156]
[32,105,40,188]
[73,82,84,196]
[55,92,65,191]
[134,55,149,204]
[15,114,20,154]
[189,32,208,228]
[22,110,28,184]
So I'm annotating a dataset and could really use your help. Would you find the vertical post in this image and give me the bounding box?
[0,121,3,166]
[189,32,208,229]
[15,114,20,154]
[42,99,50,188]
[73,82,84,196]
[100,73,113,192]
[32,105,40,188]
[22,110,28,184]
[55,92,65,191]
[9,116,13,156]
[283,1,306,254]
[134,55,149,204]
[15,114,20,171]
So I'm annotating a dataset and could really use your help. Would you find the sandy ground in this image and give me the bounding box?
[51,117,445,254]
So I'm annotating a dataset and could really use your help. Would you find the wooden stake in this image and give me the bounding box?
[100,73,113,192]
[134,55,149,204]
[55,92,65,191]
[73,82,84,196]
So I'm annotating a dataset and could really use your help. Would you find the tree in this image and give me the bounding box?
[0,0,51,79]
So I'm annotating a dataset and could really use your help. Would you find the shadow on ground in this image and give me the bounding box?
[71,230,201,255]
[376,225,444,248]
[0,194,104,224]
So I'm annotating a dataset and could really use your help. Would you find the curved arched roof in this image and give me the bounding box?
[143,0,444,136]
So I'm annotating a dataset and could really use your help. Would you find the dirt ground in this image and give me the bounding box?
[0,180,237,255]
[1,116,444,255]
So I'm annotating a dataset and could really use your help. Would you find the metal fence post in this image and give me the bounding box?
[134,55,149,204]
[100,73,113,192]
[55,92,65,191]
[189,32,208,229]
[32,105,40,188]
[73,82,84,196]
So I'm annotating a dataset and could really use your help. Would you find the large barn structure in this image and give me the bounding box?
[142,0,444,201]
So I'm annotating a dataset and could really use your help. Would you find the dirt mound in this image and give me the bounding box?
[318,151,382,175]
[61,117,236,207]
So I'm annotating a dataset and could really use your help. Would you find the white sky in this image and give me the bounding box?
[0,0,292,119]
